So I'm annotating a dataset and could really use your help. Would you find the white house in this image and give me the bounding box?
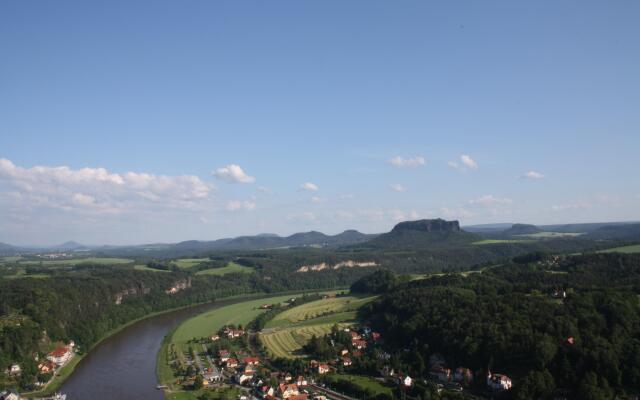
[8,364,21,375]
[47,346,72,366]
[487,372,512,391]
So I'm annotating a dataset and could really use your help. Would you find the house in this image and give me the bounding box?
[227,329,244,339]
[0,390,20,400]
[8,364,21,375]
[218,350,230,362]
[204,368,223,382]
[340,349,349,356]
[260,386,276,398]
[453,367,473,383]
[429,365,451,382]
[278,383,299,399]
[237,371,254,385]
[398,375,413,387]
[352,339,367,349]
[210,334,220,342]
[226,358,239,368]
[47,346,72,366]
[317,364,330,374]
[487,371,512,391]
[349,331,362,340]
[371,332,382,342]
[244,356,260,366]
[38,361,55,374]
[342,357,352,367]
[287,395,308,400]
[312,396,327,400]
[296,376,308,386]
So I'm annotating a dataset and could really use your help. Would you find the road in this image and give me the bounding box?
[308,384,358,400]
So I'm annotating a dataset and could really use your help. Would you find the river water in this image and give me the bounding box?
[59,298,248,400]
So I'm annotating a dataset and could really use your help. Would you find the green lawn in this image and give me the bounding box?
[195,262,253,276]
[174,258,211,269]
[172,293,303,343]
[598,244,640,254]
[325,374,394,397]
[18,257,133,266]
[265,295,374,329]
[472,239,532,245]
[134,264,170,272]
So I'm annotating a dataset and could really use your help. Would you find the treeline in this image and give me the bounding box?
[358,253,640,399]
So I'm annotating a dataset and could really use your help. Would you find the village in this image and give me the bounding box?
[165,315,514,400]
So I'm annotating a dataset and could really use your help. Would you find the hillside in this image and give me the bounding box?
[502,223,542,236]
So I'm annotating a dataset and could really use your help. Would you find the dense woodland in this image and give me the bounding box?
[359,253,640,399]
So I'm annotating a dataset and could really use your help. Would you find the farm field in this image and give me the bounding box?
[195,261,253,276]
[173,258,210,269]
[598,244,640,254]
[264,295,375,329]
[172,293,305,344]
[260,323,351,359]
[519,231,583,238]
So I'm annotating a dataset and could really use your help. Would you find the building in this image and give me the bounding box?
[318,364,330,374]
[244,357,260,366]
[47,346,72,366]
[38,361,56,374]
[296,376,308,386]
[352,339,367,349]
[398,375,412,387]
[218,349,230,362]
[226,358,239,368]
[237,371,254,385]
[487,371,512,391]
[278,383,299,399]
[8,364,21,375]
[210,334,220,342]
[0,390,20,400]
[342,357,352,367]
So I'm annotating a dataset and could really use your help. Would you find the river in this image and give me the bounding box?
[59,297,252,400]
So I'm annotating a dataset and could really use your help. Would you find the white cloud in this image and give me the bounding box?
[448,155,478,172]
[468,195,513,206]
[389,183,406,192]
[213,164,255,184]
[226,200,256,211]
[300,182,319,191]
[461,155,478,170]
[388,156,425,168]
[521,171,544,179]
[311,196,327,203]
[0,157,213,215]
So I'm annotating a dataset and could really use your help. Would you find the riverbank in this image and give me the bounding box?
[24,288,347,398]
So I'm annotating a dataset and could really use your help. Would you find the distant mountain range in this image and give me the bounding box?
[2,220,640,257]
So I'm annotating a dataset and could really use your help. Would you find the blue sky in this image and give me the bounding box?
[1,1,639,245]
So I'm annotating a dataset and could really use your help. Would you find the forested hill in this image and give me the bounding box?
[358,253,640,399]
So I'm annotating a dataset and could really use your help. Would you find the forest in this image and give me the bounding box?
[358,253,640,399]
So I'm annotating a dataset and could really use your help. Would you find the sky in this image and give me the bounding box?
[1,1,639,246]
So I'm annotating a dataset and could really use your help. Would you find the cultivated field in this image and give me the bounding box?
[172,293,304,344]
[195,261,253,276]
[264,295,374,329]
[173,258,210,269]
[598,244,640,254]
[260,323,350,358]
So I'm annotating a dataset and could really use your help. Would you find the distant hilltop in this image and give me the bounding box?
[391,218,461,233]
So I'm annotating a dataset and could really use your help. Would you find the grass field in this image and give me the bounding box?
[134,264,170,272]
[264,295,375,329]
[598,244,640,254]
[195,262,253,276]
[324,374,394,397]
[518,231,583,238]
[18,257,132,266]
[472,239,532,245]
[261,323,351,358]
[174,258,210,269]
[172,293,303,344]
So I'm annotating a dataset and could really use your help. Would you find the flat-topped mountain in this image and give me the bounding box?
[502,223,541,236]
[359,218,479,249]
[391,218,461,233]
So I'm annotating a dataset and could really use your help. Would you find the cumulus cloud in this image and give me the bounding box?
[389,183,406,192]
[448,155,478,172]
[226,200,256,211]
[521,171,544,179]
[300,182,319,191]
[468,195,513,206]
[388,156,425,168]
[213,164,255,184]
[0,157,213,215]
[311,196,327,203]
